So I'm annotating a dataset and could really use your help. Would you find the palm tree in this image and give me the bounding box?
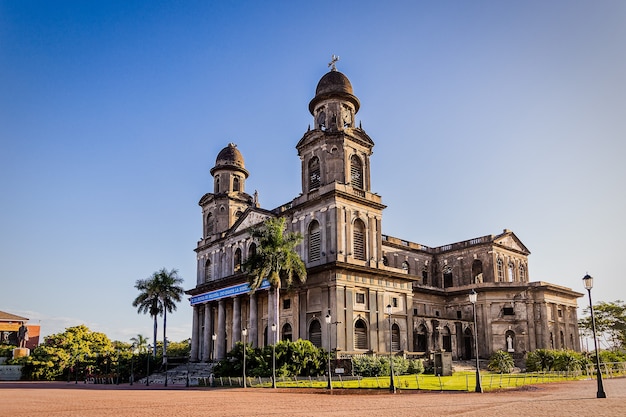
[133,275,162,358]
[154,268,185,360]
[130,334,149,353]
[243,217,306,342]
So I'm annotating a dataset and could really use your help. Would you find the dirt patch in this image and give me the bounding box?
[1,378,624,417]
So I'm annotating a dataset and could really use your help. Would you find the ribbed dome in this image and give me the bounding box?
[211,143,249,177]
[309,70,360,114]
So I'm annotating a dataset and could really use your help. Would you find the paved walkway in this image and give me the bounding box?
[1,377,624,416]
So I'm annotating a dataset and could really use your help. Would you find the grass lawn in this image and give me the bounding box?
[214,369,611,391]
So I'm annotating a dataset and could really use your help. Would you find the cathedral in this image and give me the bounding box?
[186,64,582,364]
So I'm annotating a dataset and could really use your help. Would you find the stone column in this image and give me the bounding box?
[249,293,258,348]
[202,303,212,362]
[190,305,200,362]
[525,300,536,351]
[217,299,226,360]
[232,296,241,343]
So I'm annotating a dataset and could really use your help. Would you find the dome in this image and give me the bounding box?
[210,143,249,177]
[315,70,354,96]
[309,70,360,114]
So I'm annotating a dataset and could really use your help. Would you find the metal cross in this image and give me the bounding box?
[328,54,340,71]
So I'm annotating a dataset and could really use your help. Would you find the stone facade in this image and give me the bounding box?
[186,68,582,362]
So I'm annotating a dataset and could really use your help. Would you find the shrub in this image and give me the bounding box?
[213,339,326,378]
[488,350,514,373]
[526,349,586,372]
[407,358,425,375]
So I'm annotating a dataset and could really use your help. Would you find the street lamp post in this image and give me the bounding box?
[271,323,277,389]
[386,304,396,393]
[211,334,217,362]
[583,274,607,399]
[146,344,151,386]
[469,289,483,393]
[325,314,332,390]
[242,328,248,388]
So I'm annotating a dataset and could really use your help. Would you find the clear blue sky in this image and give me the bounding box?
[1,1,625,344]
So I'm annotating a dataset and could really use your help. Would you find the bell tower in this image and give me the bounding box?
[296,61,374,196]
[200,143,254,239]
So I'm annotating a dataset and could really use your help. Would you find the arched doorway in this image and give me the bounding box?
[391,323,400,352]
[464,327,473,359]
[442,326,452,352]
[282,323,292,342]
[354,319,368,350]
[414,324,428,352]
[309,320,322,348]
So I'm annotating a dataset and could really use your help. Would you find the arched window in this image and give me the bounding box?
[472,259,483,284]
[422,267,428,285]
[282,323,292,342]
[308,221,321,262]
[309,320,322,348]
[354,319,368,350]
[235,210,243,219]
[204,259,211,282]
[391,323,400,352]
[234,248,242,273]
[560,331,565,348]
[508,261,515,282]
[519,264,526,282]
[443,265,453,288]
[382,256,389,266]
[401,261,410,272]
[496,258,504,282]
[248,243,257,260]
[206,213,214,236]
[215,176,220,193]
[309,156,320,190]
[353,219,366,261]
[233,176,240,192]
[350,155,363,189]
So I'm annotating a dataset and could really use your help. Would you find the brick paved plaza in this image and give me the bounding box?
[1,377,625,416]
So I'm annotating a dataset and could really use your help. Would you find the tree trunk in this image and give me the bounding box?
[152,315,158,358]
[163,308,168,361]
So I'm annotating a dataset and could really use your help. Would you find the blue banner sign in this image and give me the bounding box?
[189,279,270,305]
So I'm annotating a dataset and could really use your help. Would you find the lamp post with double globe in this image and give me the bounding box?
[583,274,606,398]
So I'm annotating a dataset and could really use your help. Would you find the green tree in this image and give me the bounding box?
[243,217,306,340]
[133,268,184,359]
[133,274,162,357]
[579,300,626,351]
[154,268,185,359]
[130,334,149,353]
[18,325,114,381]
